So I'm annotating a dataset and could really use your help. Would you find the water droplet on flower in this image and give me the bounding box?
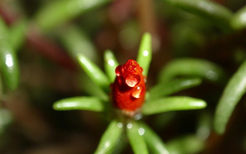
[131,86,142,98]
[125,75,139,87]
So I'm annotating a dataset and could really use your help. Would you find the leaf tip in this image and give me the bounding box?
[53,102,60,110]
[195,100,207,109]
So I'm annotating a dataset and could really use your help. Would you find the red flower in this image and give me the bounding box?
[111,59,146,114]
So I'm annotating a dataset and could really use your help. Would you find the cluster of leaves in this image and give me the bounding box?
[53,33,208,154]
[162,0,246,135]
[0,0,246,153]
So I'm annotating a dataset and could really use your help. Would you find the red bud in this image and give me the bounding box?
[111,59,146,113]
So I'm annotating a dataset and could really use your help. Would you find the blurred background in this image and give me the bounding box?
[1,0,246,153]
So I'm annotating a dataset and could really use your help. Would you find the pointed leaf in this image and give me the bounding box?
[77,54,110,89]
[137,33,152,76]
[143,96,206,115]
[127,122,148,154]
[166,135,204,154]
[60,26,98,62]
[35,0,110,31]
[0,18,19,91]
[53,97,104,112]
[214,61,246,134]
[197,112,211,140]
[0,75,2,95]
[95,120,124,154]
[9,20,27,50]
[148,78,202,100]
[139,122,169,154]
[111,135,127,154]
[0,109,13,136]
[158,58,225,84]
[104,50,119,83]
[164,0,233,30]
[231,6,246,30]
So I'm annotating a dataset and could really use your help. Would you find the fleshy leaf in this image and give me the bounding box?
[197,112,211,140]
[143,96,206,115]
[214,61,246,134]
[148,78,202,100]
[0,18,19,91]
[137,33,152,76]
[34,0,110,31]
[158,58,225,84]
[164,0,233,30]
[127,122,148,154]
[0,109,13,136]
[104,50,119,83]
[95,120,123,154]
[77,54,110,89]
[9,20,27,50]
[139,122,169,154]
[53,96,104,112]
[166,135,204,154]
[231,6,246,30]
[60,26,98,62]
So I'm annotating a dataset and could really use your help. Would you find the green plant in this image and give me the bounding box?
[214,61,246,134]
[53,33,207,153]
[0,17,26,92]
[2,0,246,153]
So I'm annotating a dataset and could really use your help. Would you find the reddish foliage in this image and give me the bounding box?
[111,59,146,113]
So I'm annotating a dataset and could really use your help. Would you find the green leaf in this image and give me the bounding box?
[53,96,104,111]
[60,26,98,62]
[95,120,124,154]
[137,33,152,76]
[0,109,13,136]
[164,0,233,30]
[166,135,204,154]
[9,20,27,50]
[214,61,246,134]
[197,112,211,140]
[139,122,169,154]
[112,135,127,154]
[127,122,148,154]
[0,18,19,91]
[79,74,109,102]
[0,75,2,95]
[34,0,110,31]
[142,96,206,115]
[148,78,202,100]
[231,6,246,30]
[77,54,110,90]
[104,50,119,83]
[158,58,225,84]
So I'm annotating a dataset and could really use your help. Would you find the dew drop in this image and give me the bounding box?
[131,86,142,98]
[127,123,133,129]
[117,122,123,128]
[138,128,145,136]
[125,75,139,87]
